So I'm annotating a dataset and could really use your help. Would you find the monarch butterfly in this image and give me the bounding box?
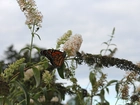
[40,49,66,68]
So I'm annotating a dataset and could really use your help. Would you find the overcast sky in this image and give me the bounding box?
[1,0,140,104]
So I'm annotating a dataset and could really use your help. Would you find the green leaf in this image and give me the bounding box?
[33,46,40,52]
[19,46,30,54]
[106,80,118,87]
[19,63,26,78]
[100,89,105,101]
[32,66,40,87]
[112,27,115,35]
[15,81,30,105]
[108,49,113,53]
[42,87,48,102]
[102,42,109,46]
[34,33,41,40]
[110,44,116,46]
[115,82,120,96]
[89,71,96,87]
[100,49,105,54]
[105,87,109,94]
[57,63,65,79]
[43,60,49,69]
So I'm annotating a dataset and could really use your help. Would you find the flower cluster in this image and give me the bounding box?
[120,84,129,100]
[51,96,59,102]
[2,58,25,80]
[56,30,72,49]
[17,0,43,27]
[125,71,138,82]
[24,65,44,81]
[42,71,53,85]
[24,68,33,81]
[63,34,83,56]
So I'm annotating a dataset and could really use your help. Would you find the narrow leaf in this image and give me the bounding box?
[112,27,115,35]
[100,49,105,54]
[15,81,30,105]
[115,82,120,96]
[19,63,26,78]
[110,44,116,46]
[100,89,105,101]
[102,42,109,46]
[32,66,40,87]
[89,71,96,87]
[42,87,48,101]
[19,46,30,54]
[34,33,41,40]
[106,80,118,87]
[106,87,109,94]
[57,63,65,79]
[33,46,40,52]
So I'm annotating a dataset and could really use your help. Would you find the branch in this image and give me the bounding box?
[75,52,140,74]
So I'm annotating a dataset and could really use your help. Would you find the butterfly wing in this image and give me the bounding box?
[52,50,66,67]
[40,49,66,67]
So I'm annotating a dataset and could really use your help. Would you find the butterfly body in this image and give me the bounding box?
[40,49,66,67]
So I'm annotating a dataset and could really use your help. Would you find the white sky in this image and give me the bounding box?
[0,0,140,104]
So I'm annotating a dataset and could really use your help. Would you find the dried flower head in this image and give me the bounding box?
[125,71,138,82]
[42,71,53,85]
[131,94,139,102]
[17,0,43,27]
[120,84,129,100]
[63,34,83,56]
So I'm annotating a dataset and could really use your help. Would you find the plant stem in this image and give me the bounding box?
[104,27,115,55]
[29,24,35,62]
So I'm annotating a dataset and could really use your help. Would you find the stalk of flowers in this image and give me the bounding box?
[16,0,43,27]
[63,34,83,56]
[125,71,138,82]
[42,71,53,85]
[120,84,129,100]
[17,0,43,62]
[56,30,72,49]
[1,58,25,81]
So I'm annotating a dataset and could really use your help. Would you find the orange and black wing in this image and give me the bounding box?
[40,49,66,67]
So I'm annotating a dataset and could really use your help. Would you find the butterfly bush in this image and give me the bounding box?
[63,34,83,56]
[17,0,43,27]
